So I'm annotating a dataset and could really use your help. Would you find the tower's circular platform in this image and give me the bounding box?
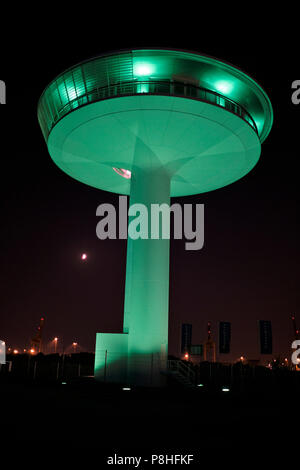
[38,48,273,197]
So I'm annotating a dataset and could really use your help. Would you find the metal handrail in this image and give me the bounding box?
[168,359,196,384]
[39,79,257,140]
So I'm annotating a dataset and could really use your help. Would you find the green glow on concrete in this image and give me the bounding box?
[38,49,273,387]
[95,333,128,383]
[47,94,261,197]
[124,166,169,386]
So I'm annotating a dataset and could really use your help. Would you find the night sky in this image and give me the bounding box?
[0,16,298,362]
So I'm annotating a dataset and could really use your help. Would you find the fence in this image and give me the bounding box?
[0,353,95,381]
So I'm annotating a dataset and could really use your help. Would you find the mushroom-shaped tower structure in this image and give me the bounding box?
[38,48,273,386]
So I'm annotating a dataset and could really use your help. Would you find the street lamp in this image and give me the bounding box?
[53,337,58,354]
[72,342,78,354]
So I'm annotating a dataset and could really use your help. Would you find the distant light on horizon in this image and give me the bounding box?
[81,253,87,260]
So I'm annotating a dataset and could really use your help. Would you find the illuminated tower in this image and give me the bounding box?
[38,49,273,386]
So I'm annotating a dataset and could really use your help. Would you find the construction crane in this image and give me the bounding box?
[203,321,216,362]
[30,317,45,353]
[291,314,300,371]
[291,314,299,340]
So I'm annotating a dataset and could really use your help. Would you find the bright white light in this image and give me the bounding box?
[67,87,77,101]
[134,63,153,77]
[197,384,204,387]
[222,388,230,392]
[214,80,233,95]
[81,253,87,260]
[122,387,131,391]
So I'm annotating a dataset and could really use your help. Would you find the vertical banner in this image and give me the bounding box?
[219,322,231,354]
[0,340,5,364]
[181,323,192,354]
[259,320,272,354]
[0,80,5,105]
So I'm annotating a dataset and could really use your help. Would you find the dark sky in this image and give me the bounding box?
[0,14,298,362]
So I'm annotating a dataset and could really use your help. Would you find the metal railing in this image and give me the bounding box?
[39,79,257,140]
[168,359,196,385]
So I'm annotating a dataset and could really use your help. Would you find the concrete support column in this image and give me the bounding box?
[124,166,170,386]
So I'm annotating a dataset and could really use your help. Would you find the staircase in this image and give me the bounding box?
[167,359,196,388]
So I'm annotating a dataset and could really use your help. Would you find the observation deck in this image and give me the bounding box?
[38,49,273,198]
[38,48,272,143]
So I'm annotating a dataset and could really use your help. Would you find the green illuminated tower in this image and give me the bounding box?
[38,49,273,386]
